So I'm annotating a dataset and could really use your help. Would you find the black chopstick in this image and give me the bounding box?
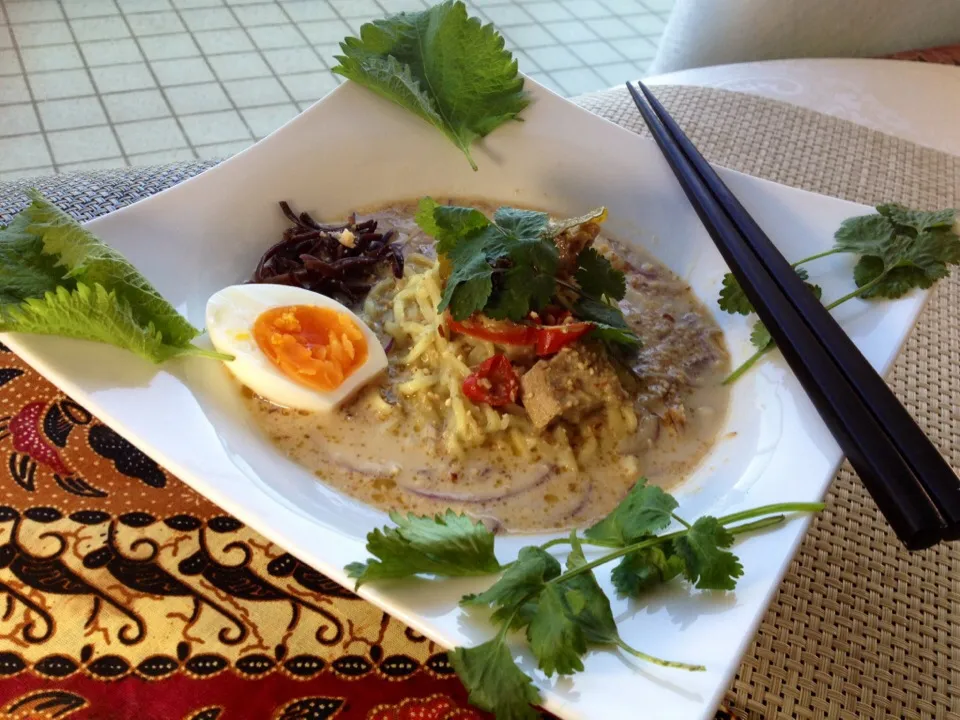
[633,81,960,541]
[625,81,949,550]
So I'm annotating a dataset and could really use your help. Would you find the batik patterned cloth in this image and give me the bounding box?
[0,346,488,719]
[28,45,960,717]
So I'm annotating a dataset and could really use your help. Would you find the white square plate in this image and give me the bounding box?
[4,80,927,720]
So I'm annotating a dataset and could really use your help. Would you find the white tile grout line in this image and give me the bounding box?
[273,0,342,78]
[109,11,203,161]
[53,0,133,170]
[216,1,305,119]
[131,3,259,153]
[0,94,345,139]
[0,2,59,174]
[1,0,671,177]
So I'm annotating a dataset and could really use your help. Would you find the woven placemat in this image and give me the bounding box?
[1,84,958,720]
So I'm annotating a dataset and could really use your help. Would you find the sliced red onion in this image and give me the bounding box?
[397,465,556,503]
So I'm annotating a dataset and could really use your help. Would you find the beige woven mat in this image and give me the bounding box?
[1,84,958,720]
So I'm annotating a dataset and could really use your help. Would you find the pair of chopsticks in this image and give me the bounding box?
[626,81,960,550]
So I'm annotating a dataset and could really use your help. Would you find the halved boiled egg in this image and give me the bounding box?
[206,284,388,412]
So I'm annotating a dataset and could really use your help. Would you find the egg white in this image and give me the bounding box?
[206,284,388,413]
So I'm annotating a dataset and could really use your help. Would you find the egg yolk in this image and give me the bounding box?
[253,305,368,391]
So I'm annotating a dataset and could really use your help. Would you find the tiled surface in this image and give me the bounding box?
[0,0,672,179]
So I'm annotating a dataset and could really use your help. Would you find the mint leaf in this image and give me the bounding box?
[749,320,772,351]
[450,638,541,720]
[877,203,956,234]
[346,510,500,587]
[462,546,559,627]
[584,479,678,547]
[0,283,202,364]
[333,1,529,170]
[610,545,685,598]
[575,247,626,301]
[527,584,586,676]
[23,190,199,348]
[671,516,742,591]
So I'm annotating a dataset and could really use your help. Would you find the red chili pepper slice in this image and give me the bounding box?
[533,322,593,356]
[449,313,593,358]
[448,316,535,346]
[462,354,520,407]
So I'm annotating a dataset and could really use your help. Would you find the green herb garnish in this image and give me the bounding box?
[0,190,230,363]
[718,264,822,316]
[333,0,529,171]
[719,203,959,384]
[347,479,823,719]
[346,509,501,586]
[414,197,640,349]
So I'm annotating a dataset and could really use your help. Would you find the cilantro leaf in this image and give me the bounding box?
[557,535,619,645]
[575,247,626,301]
[877,203,956,234]
[483,208,557,320]
[749,320,772,351]
[450,638,541,720]
[417,199,560,321]
[493,207,550,242]
[717,272,753,315]
[671,516,742,591]
[573,296,640,349]
[526,532,622,677]
[0,283,204,364]
[851,255,938,299]
[718,266,821,316]
[832,214,896,255]
[610,545,685,598]
[584,479,678,547]
[483,263,555,321]
[418,198,636,332]
[527,584,586,676]
[415,197,489,254]
[24,190,199,348]
[333,1,529,170]
[346,510,500,587]
[438,235,497,320]
[799,270,823,302]
[461,545,559,627]
[852,229,960,299]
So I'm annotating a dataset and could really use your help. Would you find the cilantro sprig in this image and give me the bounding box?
[415,197,640,349]
[333,1,528,170]
[347,480,823,719]
[0,191,231,363]
[719,203,959,384]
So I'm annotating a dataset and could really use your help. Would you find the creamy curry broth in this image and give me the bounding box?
[243,200,731,533]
